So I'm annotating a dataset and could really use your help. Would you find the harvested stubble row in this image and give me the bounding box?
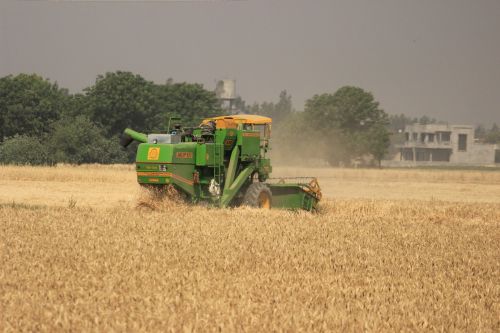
[1,199,499,332]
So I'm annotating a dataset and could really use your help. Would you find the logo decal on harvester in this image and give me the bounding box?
[147,147,160,160]
[175,152,193,159]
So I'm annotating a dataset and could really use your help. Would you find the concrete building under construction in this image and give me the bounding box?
[397,124,500,166]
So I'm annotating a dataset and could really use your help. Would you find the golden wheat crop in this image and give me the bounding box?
[0,165,499,332]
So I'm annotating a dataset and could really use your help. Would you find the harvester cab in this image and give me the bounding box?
[121,115,321,211]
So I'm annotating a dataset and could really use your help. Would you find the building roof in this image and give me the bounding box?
[201,114,272,125]
[404,123,473,132]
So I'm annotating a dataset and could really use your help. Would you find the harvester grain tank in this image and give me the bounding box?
[121,115,321,211]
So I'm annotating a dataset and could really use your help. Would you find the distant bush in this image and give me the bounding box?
[49,115,128,164]
[0,135,52,165]
[0,117,129,166]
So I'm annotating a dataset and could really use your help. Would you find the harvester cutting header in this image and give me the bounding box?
[121,115,321,211]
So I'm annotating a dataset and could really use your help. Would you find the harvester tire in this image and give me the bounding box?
[242,183,272,209]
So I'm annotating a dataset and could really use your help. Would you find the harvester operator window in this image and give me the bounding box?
[256,125,265,138]
[255,124,271,140]
[254,124,271,147]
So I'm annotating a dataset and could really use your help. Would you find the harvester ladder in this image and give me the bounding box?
[215,143,222,183]
[213,142,222,198]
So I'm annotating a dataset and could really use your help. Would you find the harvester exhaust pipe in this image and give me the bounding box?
[121,128,148,147]
[120,134,133,148]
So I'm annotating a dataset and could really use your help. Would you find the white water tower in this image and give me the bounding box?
[215,79,237,113]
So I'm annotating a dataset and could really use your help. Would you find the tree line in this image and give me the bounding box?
[243,88,391,166]
[0,72,393,166]
[4,71,494,167]
[237,91,499,166]
[474,124,500,144]
[0,72,222,165]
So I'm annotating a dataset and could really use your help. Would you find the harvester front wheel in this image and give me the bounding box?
[242,183,272,209]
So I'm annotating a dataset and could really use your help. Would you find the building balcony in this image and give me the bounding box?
[397,141,453,149]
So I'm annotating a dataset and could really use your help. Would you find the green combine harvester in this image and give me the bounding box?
[121,115,321,211]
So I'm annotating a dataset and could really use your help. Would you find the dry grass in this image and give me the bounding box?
[1,165,500,209]
[0,165,499,331]
[0,164,136,209]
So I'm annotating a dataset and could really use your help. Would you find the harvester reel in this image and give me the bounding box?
[304,178,322,201]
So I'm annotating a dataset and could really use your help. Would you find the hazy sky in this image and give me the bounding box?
[1,0,499,124]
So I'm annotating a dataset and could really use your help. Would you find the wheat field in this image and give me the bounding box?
[0,165,499,332]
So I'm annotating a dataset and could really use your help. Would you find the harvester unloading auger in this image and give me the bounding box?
[121,115,322,211]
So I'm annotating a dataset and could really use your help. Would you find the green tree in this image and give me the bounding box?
[304,86,390,165]
[49,116,128,164]
[388,114,415,132]
[418,115,436,125]
[388,114,443,132]
[0,135,51,165]
[82,71,157,137]
[475,125,487,140]
[232,96,248,113]
[0,74,70,141]
[152,82,222,129]
[366,124,391,167]
[485,123,500,144]
[246,102,259,115]
[253,90,293,127]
